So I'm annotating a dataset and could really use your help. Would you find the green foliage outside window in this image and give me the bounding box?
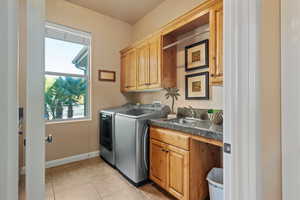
[45,77,87,120]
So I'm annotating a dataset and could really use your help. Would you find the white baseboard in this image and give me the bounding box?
[20,151,100,175]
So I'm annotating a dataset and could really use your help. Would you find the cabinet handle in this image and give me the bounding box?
[211,73,223,78]
[161,149,169,153]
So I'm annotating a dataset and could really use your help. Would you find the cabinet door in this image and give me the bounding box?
[121,49,137,92]
[148,36,161,89]
[137,44,149,90]
[210,2,223,85]
[167,145,189,200]
[150,139,168,189]
[120,54,128,92]
[127,50,137,90]
[121,55,126,92]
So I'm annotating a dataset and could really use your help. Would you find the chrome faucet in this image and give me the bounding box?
[188,105,196,118]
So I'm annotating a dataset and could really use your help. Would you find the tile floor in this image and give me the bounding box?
[19,157,175,200]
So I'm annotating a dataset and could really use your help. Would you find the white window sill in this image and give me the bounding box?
[45,118,92,125]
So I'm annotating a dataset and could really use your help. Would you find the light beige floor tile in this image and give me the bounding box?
[18,177,55,200]
[19,157,173,200]
[55,183,101,200]
[19,175,26,200]
[88,164,117,177]
[138,184,176,200]
[46,178,54,197]
[45,192,55,200]
[19,186,26,200]
[91,175,134,198]
[48,160,82,174]
[51,160,117,193]
[52,170,92,193]
[102,187,147,200]
[81,157,103,166]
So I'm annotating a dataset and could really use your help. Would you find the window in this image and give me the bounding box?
[44,23,91,121]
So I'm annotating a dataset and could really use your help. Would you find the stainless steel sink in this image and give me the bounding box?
[159,117,223,135]
[168,117,206,125]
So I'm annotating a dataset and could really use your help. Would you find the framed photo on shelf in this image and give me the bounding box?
[185,72,209,100]
[185,39,209,71]
[98,70,116,82]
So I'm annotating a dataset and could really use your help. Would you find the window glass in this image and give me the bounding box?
[45,38,87,75]
[44,25,90,122]
[45,75,88,120]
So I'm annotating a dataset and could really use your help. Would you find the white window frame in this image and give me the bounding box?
[44,22,92,123]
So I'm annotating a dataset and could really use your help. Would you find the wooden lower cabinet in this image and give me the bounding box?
[167,145,189,199]
[150,127,221,200]
[150,139,168,189]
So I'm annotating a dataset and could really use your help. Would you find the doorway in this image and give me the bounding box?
[0,0,267,199]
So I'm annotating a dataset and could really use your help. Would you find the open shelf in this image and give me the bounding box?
[162,12,210,48]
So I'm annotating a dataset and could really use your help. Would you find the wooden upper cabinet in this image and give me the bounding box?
[210,2,223,85]
[121,0,223,91]
[148,36,162,89]
[128,50,137,90]
[120,54,126,92]
[122,34,163,91]
[137,35,162,90]
[121,49,137,92]
[137,44,150,90]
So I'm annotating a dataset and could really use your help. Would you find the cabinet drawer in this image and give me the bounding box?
[150,127,190,151]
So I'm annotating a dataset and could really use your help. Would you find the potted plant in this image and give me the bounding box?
[165,87,180,115]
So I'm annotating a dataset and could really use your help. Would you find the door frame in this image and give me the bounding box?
[281,0,300,199]
[1,0,262,199]
[223,0,261,199]
[25,0,46,200]
[0,0,19,199]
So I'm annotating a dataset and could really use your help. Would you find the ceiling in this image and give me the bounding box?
[66,0,165,24]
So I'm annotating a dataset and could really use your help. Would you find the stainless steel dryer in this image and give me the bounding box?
[99,104,132,166]
[115,104,170,186]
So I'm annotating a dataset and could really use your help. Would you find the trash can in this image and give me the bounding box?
[207,168,223,200]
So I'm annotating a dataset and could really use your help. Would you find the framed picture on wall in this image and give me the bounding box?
[185,72,209,100]
[185,39,209,71]
[98,70,116,82]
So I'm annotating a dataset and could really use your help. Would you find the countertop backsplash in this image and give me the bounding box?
[177,107,209,120]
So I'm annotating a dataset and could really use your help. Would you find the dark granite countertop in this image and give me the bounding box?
[149,118,223,142]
